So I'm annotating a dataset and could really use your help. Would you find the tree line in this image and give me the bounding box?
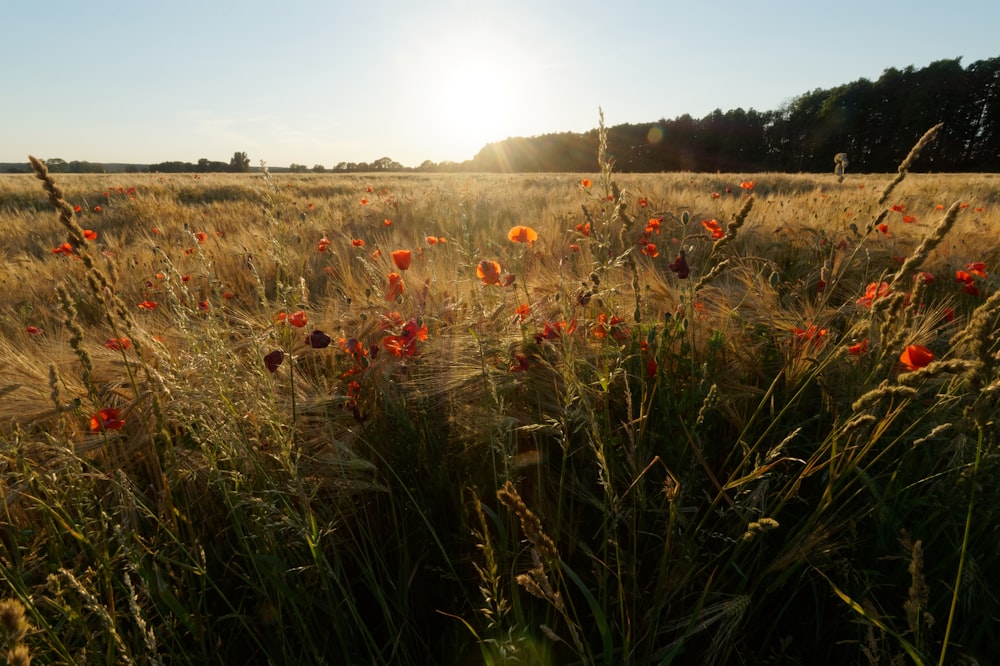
[466,56,1000,173]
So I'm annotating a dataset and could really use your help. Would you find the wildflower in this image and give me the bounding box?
[847,339,869,355]
[856,282,891,308]
[793,324,827,348]
[90,408,125,432]
[645,217,661,235]
[916,271,935,284]
[360,197,369,205]
[515,304,531,322]
[382,318,427,357]
[510,354,530,373]
[288,310,307,328]
[385,272,405,301]
[740,180,755,191]
[138,300,157,310]
[371,248,382,259]
[890,204,905,212]
[535,320,577,343]
[965,262,988,279]
[902,215,917,223]
[877,223,890,236]
[669,252,690,279]
[198,300,210,311]
[52,243,74,256]
[476,260,502,286]
[305,330,332,348]
[195,232,208,243]
[383,218,392,227]
[26,326,43,335]
[264,349,284,372]
[105,337,132,351]
[351,238,365,247]
[426,236,439,245]
[581,178,592,189]
[576,222,591,236]
[638,197,648,207]
[593,314,630,342]
[900,344,934,371]
[641,243,659,258]
[646,358,658,378]
[711,192,721,199]
[317,237,331,252]
[568,243,581,252]
[93,205,103,213]
[391,249,412,270]
[702,219,725,239]
[307,203,315,210]
[74,204,82,213]
[83,229,98,241]
[508,225,539,244]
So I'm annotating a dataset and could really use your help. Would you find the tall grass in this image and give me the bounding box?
[1,125,999,664]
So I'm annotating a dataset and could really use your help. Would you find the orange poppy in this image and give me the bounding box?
[288,310,307,328]
[90,408,125,432]
[856,282,891,308]
[740,180,755,191]
[701,219,725,239]
[576,222,590,237]
[581,178,592,189]
[52,243,74,255]
[385,272,405,301]
[318,237,331,252]
[514,304,531,322]
[26,326,43,335]
[476,260,502,286]
[138,300,157,310]
[641,243,659,258]
[195,232,208,243]
[105,337,132,351]
[847,339,869,355]
[508,226,538,243]
[391,249,412,270]
[351,238,365,247]
[382,318,428,357]
[899,345,933,371]
[426,236,439,245]
[83,229,98,241]
[965,262,988,279]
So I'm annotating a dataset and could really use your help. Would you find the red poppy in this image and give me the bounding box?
[195,232,208,243]
[641,243,659,258]
[899,345,934,371]
[508,226,538,244]
[515,304,531,322]
[307,203,315,211]
[877,223,890,236]
[288,310,307,328]
[391,249,412,270]
[593,314,630,342]
[138,300,157,310]
[197,300,210,311]
[581,178,592,189]
[890,204,905,212]
[105,337,132,351]
[26,326,43,336]
[638,197,648,207]
[847,339,869,355]
[318,237,331,252]
[305,330,332,348]
[83,229,98,241]
[793,325,827,348]
[711,192,721,199]
[264,349,285,372]
[385,272,405,301]
[90,408,125,432]
[902,215,917,223]
[669,252,690,279]
[535,320,577,343]
[93,206,103,213]
[702,219,725,239]
[576,222,591,236]
[916,271,935,284]
[509,354,530,373]
[965,262,988,279]
[426,236,439,246]
[740,180,755,191]
[383,218,392,227]
[382,318,427,357]
[568,243,581,252]
[73,204,82,213]
[476,260,502,286]
[856,282,891,308]
[351,238,365,247]
[645,217,661,235]
[360,197,369,205]
[52,243,74,256]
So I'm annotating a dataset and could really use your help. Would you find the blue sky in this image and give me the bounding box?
[4,0,998,168]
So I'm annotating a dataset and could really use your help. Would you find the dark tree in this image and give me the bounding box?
[229,152,250,173]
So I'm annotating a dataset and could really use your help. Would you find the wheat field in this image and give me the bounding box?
[1,131,999,664]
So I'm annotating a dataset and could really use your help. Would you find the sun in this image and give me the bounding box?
[436,60,514,157]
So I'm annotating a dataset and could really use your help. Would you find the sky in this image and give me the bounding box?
[4,0,998,169]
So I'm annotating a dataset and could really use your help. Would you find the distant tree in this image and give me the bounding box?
[45,158,68,172]
[289,163,308,173]
[312,164,326,173]
[371,156,403,171]
[229,151,250,173]
[417,160,437,172]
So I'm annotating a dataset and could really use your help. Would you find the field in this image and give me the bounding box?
[2,134,1000,664]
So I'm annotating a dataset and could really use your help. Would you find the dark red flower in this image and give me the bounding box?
[306,330,332,348]
[264,350,285,372]
[90,408,125,432]
[669,252,690,279]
